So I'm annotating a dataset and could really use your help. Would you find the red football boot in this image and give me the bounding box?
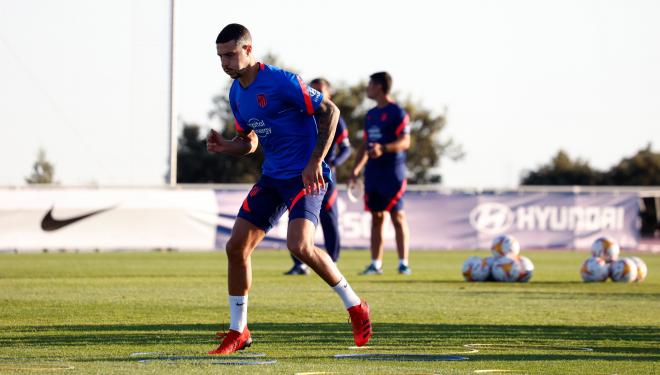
[348,299,372,346]
[208,326,252,355]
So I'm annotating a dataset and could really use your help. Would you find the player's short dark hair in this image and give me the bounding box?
[310,77,331,88]
[216,23,252,45]
[369,72,392,94]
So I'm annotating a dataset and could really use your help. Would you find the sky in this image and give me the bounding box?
[1,0,659,188]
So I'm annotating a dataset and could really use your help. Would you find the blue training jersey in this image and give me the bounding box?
[229,63,330,179]
[364,102,410,181]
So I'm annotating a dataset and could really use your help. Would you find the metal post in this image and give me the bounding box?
[167,0,177,186]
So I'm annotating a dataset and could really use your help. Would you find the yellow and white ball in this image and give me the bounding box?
[491,235,520,259]
[629,256,648,282]
[591,237,620,263]
[580,257,610,282]
[492,256,521,282]
[517,256,534,282]
[610,257,638,283]
[483,256,496,281]
[462,256,491,282]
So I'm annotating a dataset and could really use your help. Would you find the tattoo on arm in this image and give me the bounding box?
[311,98,338,162]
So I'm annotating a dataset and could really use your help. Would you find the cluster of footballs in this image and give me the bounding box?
[462,235,534,282]
[580,237,648,282]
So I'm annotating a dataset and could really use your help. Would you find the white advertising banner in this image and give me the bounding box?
[213,189,640,251]
[0,188,217,252]
[0,187,641,252]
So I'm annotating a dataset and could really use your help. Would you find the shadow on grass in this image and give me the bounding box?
[1,323,658,363]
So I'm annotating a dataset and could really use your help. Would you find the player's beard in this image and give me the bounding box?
[224,66,246,79]
[225,70,240,79]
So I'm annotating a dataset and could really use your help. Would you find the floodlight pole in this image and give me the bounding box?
[167,0,178,186]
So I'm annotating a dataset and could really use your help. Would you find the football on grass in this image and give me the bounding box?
[462,256,491,282]
[491,235,520,259]
[580,257,610,282]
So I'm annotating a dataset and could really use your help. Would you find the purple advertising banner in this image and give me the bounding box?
[214,190,639,250]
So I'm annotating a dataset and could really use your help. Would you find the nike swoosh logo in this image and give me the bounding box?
[236,303,245,306]
[41,205,116,232]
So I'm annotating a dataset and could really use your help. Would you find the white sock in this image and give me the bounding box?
[228,295,248,332]
[332,277,361,309]
[372,259,382,270]
[399,258,408,267]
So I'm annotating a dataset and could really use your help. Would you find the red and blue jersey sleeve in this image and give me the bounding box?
[279,70,324,115]
[332,117,351,166]
[393,106,410,137]
[334,117,350,147]
[228,83,249,133]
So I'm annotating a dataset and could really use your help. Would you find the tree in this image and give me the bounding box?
[331,85,463,184]
[399,101,463,183]
[25,148,55,184]
[176,123,263,183]
[521,145,660,186]
[520,150,602,185]
[604,143,660,185]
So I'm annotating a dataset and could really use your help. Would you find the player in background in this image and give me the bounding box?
[285,78,351,275]
[206,24,371,355]
[349,72,412,275]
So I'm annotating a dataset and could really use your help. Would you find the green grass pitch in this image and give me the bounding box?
[0,250,658,374]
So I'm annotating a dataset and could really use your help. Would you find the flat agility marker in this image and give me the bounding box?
[464,344,593,352]
[0,363,74,371]
[132,352,266,360]
[294,372,337,375]
[138,358,276,365]
[135,352,273,365]
[211,359,277,365]
[349,345,478,354]
[474,370,518,374]
[334,353,468,361]
[137,355,267,361]
[130,352,166,357]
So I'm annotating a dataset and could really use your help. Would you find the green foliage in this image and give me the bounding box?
[25,148,55,184]
[179,54,461,184]
[521,144,660,186]
[332,86,464,184]
[176,123,263,183]
[521,150,602,185]
[605,144,660,185]
[400,100,464,184]
[331,81,368,183]
[0,250,658,374]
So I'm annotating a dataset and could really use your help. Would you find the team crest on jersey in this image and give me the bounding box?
[256,94,267,108]
[380,113,388,121]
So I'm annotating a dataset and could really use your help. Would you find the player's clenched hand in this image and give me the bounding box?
[347,171,358,190]
[302,160,325,195]
[368,142,384,159]
[206,129,225,153]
